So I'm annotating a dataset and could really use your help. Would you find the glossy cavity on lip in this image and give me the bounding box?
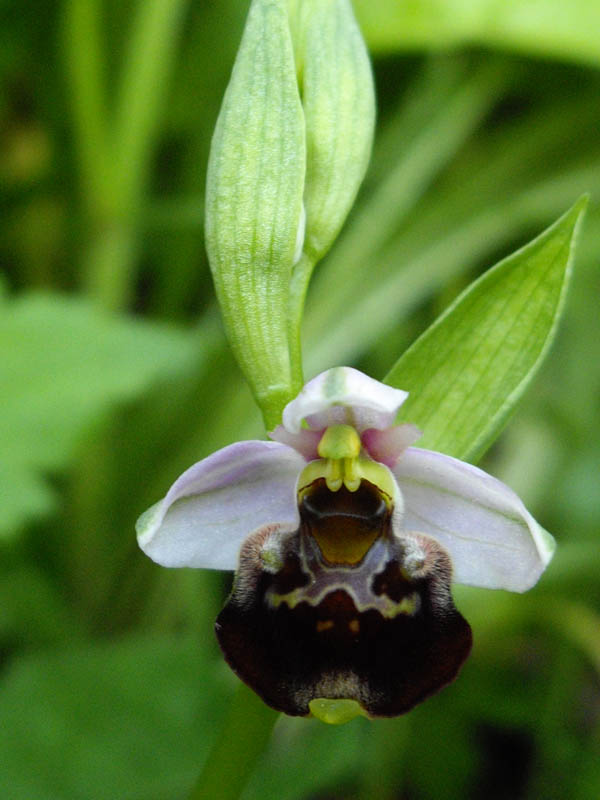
[301,478,389,566]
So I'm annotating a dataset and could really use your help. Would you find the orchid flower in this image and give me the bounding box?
[137,367,554,721]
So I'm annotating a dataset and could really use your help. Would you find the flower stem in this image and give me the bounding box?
[187,683,278,800]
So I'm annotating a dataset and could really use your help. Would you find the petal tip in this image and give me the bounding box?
[135,500,164,550]
[539,527,557,565]
[393,448,558,593]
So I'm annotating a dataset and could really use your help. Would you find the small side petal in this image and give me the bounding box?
[269,424,322,460]
[283,367,408,434]
[362,423,422,467]
[136,441,305,570]
[393,448,555,592]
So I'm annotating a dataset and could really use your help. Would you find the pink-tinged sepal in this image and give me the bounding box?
[269,425,323,460]
[361,423,422,467]
[282,367,408,433]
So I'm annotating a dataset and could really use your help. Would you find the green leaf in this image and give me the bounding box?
[0,292,197,537]
[0,635,230,800]
[205,0,306,429]
[385,196,588,461]
[354,0,600,68]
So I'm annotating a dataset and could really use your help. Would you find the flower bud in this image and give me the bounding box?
[288,0,375,264]
[206,0,305,427]
[205,0,375,428]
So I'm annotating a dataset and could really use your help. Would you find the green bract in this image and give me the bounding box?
[386,196,588,461]
[205,0,375,429]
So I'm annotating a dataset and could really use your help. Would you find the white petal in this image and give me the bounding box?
[393,448,555,592]
[136,441,305,570]
[283,367,408,434]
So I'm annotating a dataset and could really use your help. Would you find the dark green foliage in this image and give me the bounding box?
[1,1,599,798]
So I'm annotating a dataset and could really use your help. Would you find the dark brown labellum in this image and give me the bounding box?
[215,478,472,717]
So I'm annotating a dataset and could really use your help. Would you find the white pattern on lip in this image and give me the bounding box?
[266,533,425,620]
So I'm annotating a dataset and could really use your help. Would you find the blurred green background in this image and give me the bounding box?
[1,1,599,798]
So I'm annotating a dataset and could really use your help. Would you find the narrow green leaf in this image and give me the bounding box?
[113,0,189,214]
[0,292,198,537]
[62,0,111,212]
[354,0,600,69]
[205,0,306,428]
[385,197,588,461]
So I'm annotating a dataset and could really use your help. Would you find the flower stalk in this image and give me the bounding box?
[187,684,277,800]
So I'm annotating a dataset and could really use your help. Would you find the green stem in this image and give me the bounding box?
[357,716,410,800]
[66,0,189,311]
[258,387,295,433]
[112,0,188,218]
[187,683,278,800]
[82,223,139,312]
[63,0,110,213]
[251,251,316,432]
